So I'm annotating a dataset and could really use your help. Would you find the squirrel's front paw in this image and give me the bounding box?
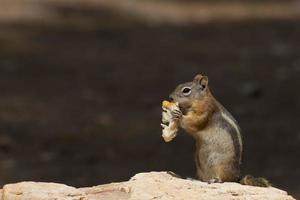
[170,107,182,120]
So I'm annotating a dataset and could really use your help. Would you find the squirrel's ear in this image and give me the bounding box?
[193,74,208,89]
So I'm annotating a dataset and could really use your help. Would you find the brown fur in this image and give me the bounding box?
[240,175,271,187]
[169,74,270,186]
[182,90,240,182]
[180,92,216,136]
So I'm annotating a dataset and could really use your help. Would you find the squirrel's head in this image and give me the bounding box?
[169,74,209,110]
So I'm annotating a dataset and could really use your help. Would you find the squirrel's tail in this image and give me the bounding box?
[239,175,271,187]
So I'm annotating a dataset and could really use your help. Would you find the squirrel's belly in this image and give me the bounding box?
[195,126,238,181]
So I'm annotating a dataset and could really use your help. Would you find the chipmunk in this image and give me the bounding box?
[161,74,270,187]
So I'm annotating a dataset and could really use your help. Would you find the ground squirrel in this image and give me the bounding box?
[162,74,270,187]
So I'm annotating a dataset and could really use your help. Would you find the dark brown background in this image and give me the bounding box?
[0,0,299,198]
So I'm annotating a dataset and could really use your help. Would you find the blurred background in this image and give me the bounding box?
[0,0,299,198]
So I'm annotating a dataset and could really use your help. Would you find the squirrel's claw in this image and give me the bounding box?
[170,108,182,120]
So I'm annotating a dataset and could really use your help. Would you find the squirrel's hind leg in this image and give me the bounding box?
[214,163,240,183]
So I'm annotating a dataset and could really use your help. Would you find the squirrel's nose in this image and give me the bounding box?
[169,94,174,101]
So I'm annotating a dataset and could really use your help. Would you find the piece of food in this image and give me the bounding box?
[161,100,180,142]
[162,100,177,109]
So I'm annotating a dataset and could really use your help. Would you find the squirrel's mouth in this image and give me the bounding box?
[165,96,191,115]
[179,102,192,115]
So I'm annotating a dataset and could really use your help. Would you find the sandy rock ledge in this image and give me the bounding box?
[0,171,295,200]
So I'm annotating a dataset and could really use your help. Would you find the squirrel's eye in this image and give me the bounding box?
[182,87,191,96]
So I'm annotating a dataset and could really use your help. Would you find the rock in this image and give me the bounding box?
[0,172,295,200]
[1,182,84,200]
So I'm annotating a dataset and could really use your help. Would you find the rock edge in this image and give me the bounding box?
[0,171,295,200]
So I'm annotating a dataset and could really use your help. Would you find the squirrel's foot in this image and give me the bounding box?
[207,177,222,184]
